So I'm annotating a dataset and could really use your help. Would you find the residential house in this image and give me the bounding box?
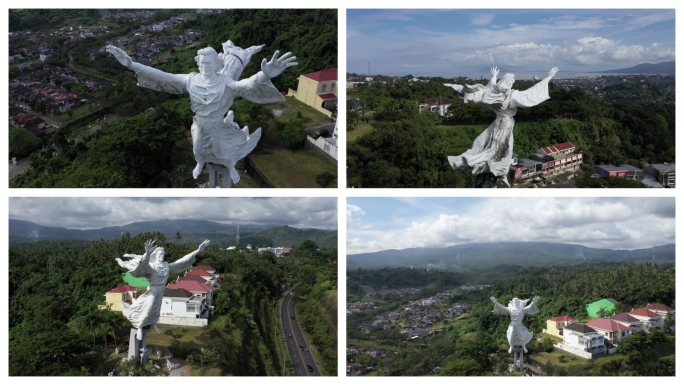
[167,278,214,306]
[185,265,219,287]
[158,287,209,327]
[642,164,675,187]
[417,97,454,117]
[289,68,338,117]
[586,298,619,318]
[610,313,642,334]
[628,308,663,331]
[646,303,675,317]
[555,323,607,359]
[544,315,577,337]
[407,327,428,339]
[586,318,630,344]
[99,284,140,311]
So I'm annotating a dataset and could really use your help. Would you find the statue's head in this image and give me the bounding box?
[508,297,528,309]
[195,47,222,76]
[151,247,165,263]
[497,73,515,92]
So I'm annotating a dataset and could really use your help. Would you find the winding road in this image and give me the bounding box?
[280,287,321,376]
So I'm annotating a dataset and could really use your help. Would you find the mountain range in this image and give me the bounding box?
[347,242,674,271]
[9,219,338,248]
[600,61,675,74]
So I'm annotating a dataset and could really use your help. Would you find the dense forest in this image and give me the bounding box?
[347,263,675,376]
[9,232,337,376]
[347,77,674,188]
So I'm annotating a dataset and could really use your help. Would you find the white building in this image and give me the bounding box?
[555,323,608,359]
[158,287,209,327]
[628,308,663,331]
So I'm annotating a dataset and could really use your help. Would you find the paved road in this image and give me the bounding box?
[9,158,31,180]
[281,287,321,376]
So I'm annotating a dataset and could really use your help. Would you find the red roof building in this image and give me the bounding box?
[646,303,675,316]
[302,68,337,82]
[545,315,578,337]
[628,308,663,331]
[289,68,338,118]
[587,318,630,344]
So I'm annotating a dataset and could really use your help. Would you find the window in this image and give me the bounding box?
[321,84,327,93]
[186,304,199,313]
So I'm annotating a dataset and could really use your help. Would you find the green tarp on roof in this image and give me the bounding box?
[122,272,149,288]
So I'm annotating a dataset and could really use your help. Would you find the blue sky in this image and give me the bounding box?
[347,9,675,77]
[347,197,675,254]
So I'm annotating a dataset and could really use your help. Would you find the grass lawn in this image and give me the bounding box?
[270,97,332,128]
[52,103,92,122]
[249,148,337,188]
[190,366,222,376]
[347,123,373,142]
[145,325,213,347]
[530,349,592,369]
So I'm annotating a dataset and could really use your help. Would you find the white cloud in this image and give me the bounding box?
[9,197,337,230]
[471,13,495,26]
[346,198,674,254]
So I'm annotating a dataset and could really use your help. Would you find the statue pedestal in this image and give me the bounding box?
[128,327,151,363]
[207,163,232,188]
[512,346,524,371]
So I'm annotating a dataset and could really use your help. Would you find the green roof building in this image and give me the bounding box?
[122,272,149,288]
[586,298,619,318]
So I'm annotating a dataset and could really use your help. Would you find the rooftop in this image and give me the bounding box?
[303,68,337,82]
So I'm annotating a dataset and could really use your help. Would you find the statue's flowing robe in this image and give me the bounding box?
[120,250,197,330]
[448,77,552,182]
[132,64,284,181]
[492,301,540,350]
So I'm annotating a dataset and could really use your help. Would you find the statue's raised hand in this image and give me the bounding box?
[106,45,132,68]
[532,295,541,303]
[198,239,211,252]
[261,51,298,80]
[490,66,500,78]
[547,67,559,79]
[490,296,498,303]
[145,239,156,254]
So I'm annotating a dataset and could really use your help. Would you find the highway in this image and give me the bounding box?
[280,287,321,376]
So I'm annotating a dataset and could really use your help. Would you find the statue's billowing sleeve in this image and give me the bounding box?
[511,77,551,108]
[492,301,510,315]
[230,73,286,104]
[129,62,188,94]
[128,253,152,278]
[523,302,540,315]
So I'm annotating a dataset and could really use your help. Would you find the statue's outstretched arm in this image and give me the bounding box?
[106,45,187,94]
[524,296,541,314]
[169,239,210,274]
[491,297,509,315]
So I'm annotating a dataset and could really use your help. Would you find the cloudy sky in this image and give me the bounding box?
[347,9,675,78]
[347,197,675,254]
[9,197,338,230]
